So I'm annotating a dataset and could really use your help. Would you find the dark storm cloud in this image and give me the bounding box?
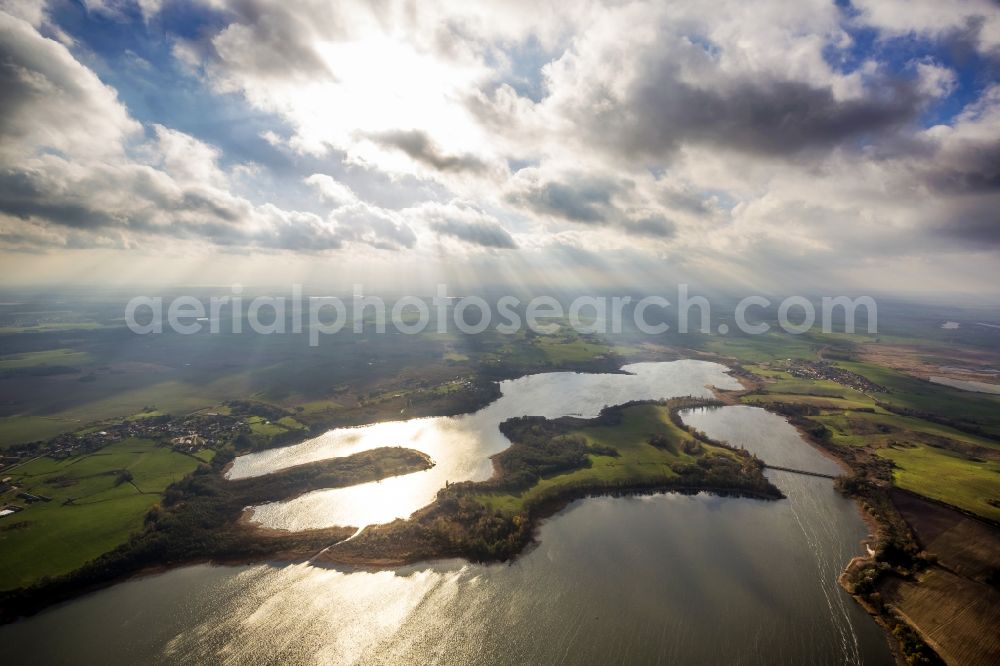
[369,129,490,174]
[614,71,921,159]
[430,217,518,248]
[661,189,711,216]
[0,42,35,132]
[179,190,245,222]
[0,170,117,228]
[923,139,1000,194]
[507,175,675,240]
[0,164,251,234]
[937,15,1000,75]
[623,216,675,238]
[0,230,50,252]
[507,177,623,224]
[0,162,394,253]
[469,30,927,166]
[0,155,419,252]
[930,198,1000,247]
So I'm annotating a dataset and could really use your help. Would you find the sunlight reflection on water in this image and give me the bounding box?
[0,387,894,666]
[228,360,742,530]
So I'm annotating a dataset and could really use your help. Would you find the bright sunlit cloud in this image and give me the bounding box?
[1,0,999,293]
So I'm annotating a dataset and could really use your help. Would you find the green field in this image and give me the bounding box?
[477,403,736,513]
[247,415,289,437]
[878,445,1000,522]
[0,348,93,369]
[701,332,821,363]
[743,393,876,410]
[0,439,205,589]
[0,415,86,448]
[816,410,1000,452]
[835,360,1000,437]
[0,322,108,334]
[759,376,861,398]
[0,373,259,446]
[723,336,1000,521]
[533,335,612,364]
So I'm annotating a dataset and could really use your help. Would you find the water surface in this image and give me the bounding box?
[0,363,893,664]
[232,360,741,530]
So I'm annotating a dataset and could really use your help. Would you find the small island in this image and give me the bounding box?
[320,397,783,566]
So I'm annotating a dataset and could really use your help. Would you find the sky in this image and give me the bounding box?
[0,0,998,294]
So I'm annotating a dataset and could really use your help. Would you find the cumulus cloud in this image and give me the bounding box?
[2,0,1000,290]
[0,0,47,26]
[0,10,140,162]
[413,201,518,248]
[305,173,358,207]
[0,9,425,254]
[507,172,624,225]
[430,217,517,248]
[331,202,416,250]
[146,124,228,188]
[623,216,675,239]
[852,0,1000,55]
[616,74,920,159]
[504,170,677,239]
[484,3,936,167]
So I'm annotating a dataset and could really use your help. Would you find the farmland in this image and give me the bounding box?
[0,438,204,589]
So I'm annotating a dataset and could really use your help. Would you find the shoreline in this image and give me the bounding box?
[0,477,783,628]
[0,356,920,651]
[706,365,914,663]
[709,381,882,546]
[1,387,783,622]
[316,480,784,569]
[0,459,782,624]
[315,397,782,567]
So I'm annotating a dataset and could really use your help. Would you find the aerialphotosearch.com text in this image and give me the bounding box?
[125,284,878,346]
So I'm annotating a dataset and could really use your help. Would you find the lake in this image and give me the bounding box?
[0,361,893,664]
[229,360,742,530]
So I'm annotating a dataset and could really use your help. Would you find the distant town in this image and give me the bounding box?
[1,411,249,472]
[0,409,254,521]
[784,360,888,394]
